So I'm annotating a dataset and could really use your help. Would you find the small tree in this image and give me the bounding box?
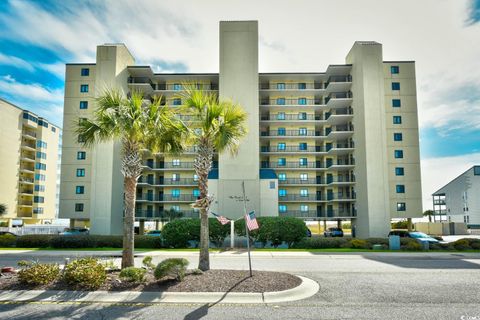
[423,210,434,223]
[77,89,186,268]
[0,204,6,216]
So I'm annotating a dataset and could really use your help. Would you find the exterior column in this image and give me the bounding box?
[323,220,327,232]
[155,220,160,231]
[407,218,413,231]
[337,220,342,228]
[7,219,13,228]
[139,219,145,235]
[70,219,75,229]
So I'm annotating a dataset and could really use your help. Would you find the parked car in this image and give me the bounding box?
[146,230,162,237]
[306,228,312,238]
[388,230,441,244]
[61,228,89,236]
[0,231,17,237]
[324,227,344,237]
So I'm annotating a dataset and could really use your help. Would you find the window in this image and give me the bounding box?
[173,98,181,106]
[34,196,44,203]
[395,167,405,176]
[392,99,401,107]
[391,66,399,74]
[193,189,200,197]
[34,185,45,192]
[171,205,180,212]
[276,98,285,105]
[34,173,45,181]
[298,83,306,90]
[279,189,287,197]
[35,162,46,170]
[394,150,404,159]
[76,168,85,177]
[51,127,56,133]
[397,202,406,211]
[396,185,405,193]
[172,159,180,166]
[277,112,285,120]
[393,116,402,124]
[299,158,308,166]
[278,173,286,181]
[299,142,307,151]
[394,133,403,141]
[76,186,85,194]
[36,151,46,159]
[277,128,286,136]
[81,68,90,76]
[77,151,86,160]
[278,143,286,150]
[80,84,89,93]
[171,189,180,198]
[300,205,309,212]
[38,119,48,128]
[300,173,308,181]
[269,181,276,189]
[300,189,309,197]
[279,205,287,213]
[36,140,47,148]
[78,134,86,143]
[299,128,307,136]
[80,101,88,109]
[278,158,286,166]
[193,174,198,182]
[277,83,285,90]
[391,82,400,90]
[173,83,182,91]
[23,112,38,123]
[474,166,480,175]
[75,203,84,212]
[33,208,44,214]
[298,112,307,120]
[172,173,180,181]
[298,98,307,105]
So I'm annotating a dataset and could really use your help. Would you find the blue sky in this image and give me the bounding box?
[0,0,479,208]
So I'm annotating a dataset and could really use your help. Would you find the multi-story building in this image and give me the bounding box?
[59,21,422,238]
[0,98,60,227]
[432,166,480,228]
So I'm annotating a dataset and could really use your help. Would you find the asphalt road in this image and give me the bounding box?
[1,250,480,320]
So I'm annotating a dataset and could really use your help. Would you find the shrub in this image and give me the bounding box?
[365,238,389,248]
[292,237,349,249]
[391,220,409,229]
[18,263,60,286]
[402,241,422,251]
[16,234,54,248]
[63,258,107,290]
[142,256,155,269]
[119,267,146,282]
[453,239,471,251]
[162,218,229,248]
[235,216,308,247]
[0,234,17,247]
[135,235,163,249]
[349,239,369,249]
[17,260,33,267]
[51,235,96,248]
[154,258,189,281]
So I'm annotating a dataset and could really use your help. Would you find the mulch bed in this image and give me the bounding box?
[0,270,301,293]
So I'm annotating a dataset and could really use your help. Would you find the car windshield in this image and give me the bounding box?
[409,232,430,239]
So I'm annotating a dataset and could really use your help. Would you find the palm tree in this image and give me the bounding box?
[181,85,247,271]
[423,210,434,223]
[77,89,186,268]
[0,204,6,216]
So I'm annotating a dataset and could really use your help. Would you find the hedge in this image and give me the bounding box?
[14,235,163,249]
[161,218,230,248]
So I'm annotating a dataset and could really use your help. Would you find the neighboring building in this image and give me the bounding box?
[432,166,480,228]
[59,21,422,238]
[0,98,61,226]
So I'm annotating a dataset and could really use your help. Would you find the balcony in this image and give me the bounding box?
[18,201,33,207]
[21,143,36,151]
[261,146,326,154]
[279,194,323,202]
[22,130,37,139]
[260,130,325,138]
[326,192,356,201]
[326,176,356,185]
[19,189,34,195]
[260,114,324,122]
[143,161,218,170]
[325,92,353,108]
[261,162,325,169]
[325,75,352,92]
[259,83,326,91]
[278,178,321,186]
[136,194,197,202]
[135,209,199,219]
[260,98,323,106]
[138,177,197,186]
[281,210,319,218]
[153,83,218,91]
[19,177,34,184]
[433,199,446,205]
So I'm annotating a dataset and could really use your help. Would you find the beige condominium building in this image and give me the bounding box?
[59,21,422,238]
[0,98,60,227]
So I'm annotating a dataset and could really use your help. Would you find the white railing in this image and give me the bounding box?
[0,225,67,235]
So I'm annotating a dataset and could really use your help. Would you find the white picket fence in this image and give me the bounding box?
[0,225,67,235]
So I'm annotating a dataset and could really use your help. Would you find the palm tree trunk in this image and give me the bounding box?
[194,139,214,271]
[121,139,143,269]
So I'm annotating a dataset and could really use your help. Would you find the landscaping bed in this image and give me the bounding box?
[0,269,301,293]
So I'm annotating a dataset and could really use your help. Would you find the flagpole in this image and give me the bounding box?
[242,181,253,277]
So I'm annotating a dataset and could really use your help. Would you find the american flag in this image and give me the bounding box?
[245,211,259,231]
[211,212,230,225]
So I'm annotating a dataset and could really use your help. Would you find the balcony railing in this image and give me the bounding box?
[18,201,33,206]
[143,161,218,170]
[325,92,353,103]
[260,130,324,137]
[259,83,325,90]
[19,190,34,195]
[326,75,352,84]
[326,176,355,184]
[261,146,325,153]
[433,199,446,205]
[154,83,218,91]
[260,114,324,121]
[281,210,319,218]
[22,130,37,138]
[20,177,34,183]
[135,210,199,219]
[261,162,325,169]
[138,177,197,186]
[136,194,197,202]
[260,98,323,106]
[279,194,321,201]
[278,178,319,185]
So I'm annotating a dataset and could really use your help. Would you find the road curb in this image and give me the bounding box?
[0,275,318,304]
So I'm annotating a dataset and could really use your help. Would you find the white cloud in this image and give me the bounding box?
[421,153,480,210]
[0,52,34,71]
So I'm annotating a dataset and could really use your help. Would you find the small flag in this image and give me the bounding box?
[245,211,259,231]
[211,212,230,225]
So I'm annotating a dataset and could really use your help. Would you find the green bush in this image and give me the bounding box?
[391,220,409,229]
[16,234,55,248]
[0,234,17,247]
[292,237,349,249]
[162,218,230,248]
[365,238,389,248]
[349,239,369,249]
[135,235,163,249]
[119,267,146,282]
[63,258,107,290]
[402,241,422,251]
[18,263,60,286]
[142,256,155,269]
[17,260,32,267]
[235,216,308,247]
[452,239,471,251]
[154,258,189,281]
